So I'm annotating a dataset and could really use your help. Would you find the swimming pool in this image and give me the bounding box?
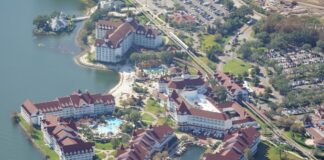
[95,118,123,135]
[143,66,165,74]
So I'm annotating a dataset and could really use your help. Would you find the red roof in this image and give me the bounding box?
[116,124,174,160]
[170,11,196,24]
[214,71,244,94]
[41,115,94,155]
[177,100,229,120]
[96,19,160,49]
[167,76,205,89]
[306,128,324,145]
[21,91,114,116]
[204,127,260,160]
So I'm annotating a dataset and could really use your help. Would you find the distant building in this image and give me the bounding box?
[115,124,177,160]
[306,128,324,148]
[99,0,114,9]
[50,12,68,32]
[95,18,163,63]
[204,126,261,160]
[169,11,197,25]
[41,115,94,160]
[21,90,115,125]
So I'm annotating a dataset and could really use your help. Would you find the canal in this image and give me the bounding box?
[178,145,205,160]
[0,0,119,159]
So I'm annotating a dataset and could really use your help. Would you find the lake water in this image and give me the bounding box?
[0,0,119,159]
[178,145,205,160]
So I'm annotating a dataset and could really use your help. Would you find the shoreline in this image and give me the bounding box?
[73,7,131,96]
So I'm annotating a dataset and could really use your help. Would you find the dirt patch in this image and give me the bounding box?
[304,139,314,146]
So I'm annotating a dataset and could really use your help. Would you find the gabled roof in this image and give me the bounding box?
[167,76,205,89]
[204,127,260,160]
[21,91,114,116]
[96,19,161,49]
[214,71,244,94]
[116,124,174,160]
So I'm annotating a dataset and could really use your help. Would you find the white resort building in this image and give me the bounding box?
[20,91,115,160]
[95,18,163,63]
[41,115,94,160]
[20,90,115,125]
[157,71,257,138]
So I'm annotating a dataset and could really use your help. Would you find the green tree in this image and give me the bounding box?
[212,86,228,103]
[121,123,134,134]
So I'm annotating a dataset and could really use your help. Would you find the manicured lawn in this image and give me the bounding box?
[157,116,174,128]
[18,115,59,160]
[95,142,113,150]
[142,113,155,124]
[255,141,303,160]
[145,98,164,115]
[200,34,222,52]
[96,152,106,159]
[223,59,252,75]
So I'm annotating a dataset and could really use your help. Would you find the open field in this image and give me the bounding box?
[223,59,252,75]
[95,142,113,150]
[200,34,222,52]
[142,113,155,124]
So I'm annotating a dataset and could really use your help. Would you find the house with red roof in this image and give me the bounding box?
[306,127,324,148]
[115,124,177,160]
[214,71,249,101]
[169,11,197,25]
[41,115,94,160]
[20,90,115,125]
[95,17,162,63]
[203,126,261,160]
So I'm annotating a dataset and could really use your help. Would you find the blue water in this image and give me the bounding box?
[143,66,165,74]
[178,146,205,160]
[96,118,123,134]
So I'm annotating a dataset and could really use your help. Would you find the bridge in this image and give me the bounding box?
[71,16,90,22]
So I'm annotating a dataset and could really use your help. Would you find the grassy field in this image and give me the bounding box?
[142,113,155,124]
[96,151,106,159]
[157,116,174,128]
[18,115,59,160]
[95,142,113,150]
[145,98,165,115]
[200,34,222,52]
[255,141,303,160]
[223,59,252,75]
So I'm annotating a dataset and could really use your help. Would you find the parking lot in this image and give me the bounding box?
[174,0,230,25]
